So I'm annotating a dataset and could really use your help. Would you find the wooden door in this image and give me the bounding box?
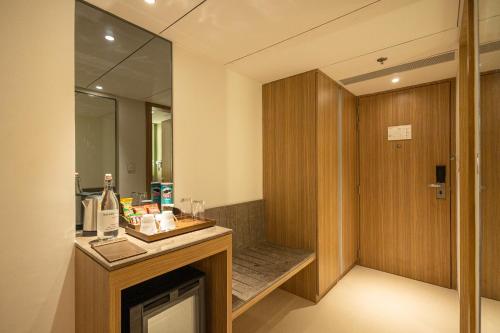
[359,81,452,288]
[480,71,500,301]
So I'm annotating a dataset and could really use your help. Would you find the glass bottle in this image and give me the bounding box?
[97,173,119,239]
[75,172,82,195]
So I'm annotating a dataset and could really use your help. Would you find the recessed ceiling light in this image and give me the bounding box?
[95,85,103,90]
[104,35,115,41]
[145,0,155,4]
[391,77,400,84]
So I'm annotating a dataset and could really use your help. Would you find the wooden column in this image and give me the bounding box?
[457,0,479,332]
[262,70,359,302]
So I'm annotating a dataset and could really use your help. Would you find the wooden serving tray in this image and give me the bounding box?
[125,216,216,242]
[91,238,147,262]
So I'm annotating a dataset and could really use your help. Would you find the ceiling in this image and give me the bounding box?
[75,92,115,118]
[76,1,172,105]
[85,0,500,96]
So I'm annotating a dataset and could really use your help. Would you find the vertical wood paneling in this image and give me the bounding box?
[480,71,500,301]
[342,89,359,272]
[458,0,479,331]
[359,82,452,288]
[450,79,458,290]
[316,71,339,295]
[263,70,360,301]
[263,70,318,301]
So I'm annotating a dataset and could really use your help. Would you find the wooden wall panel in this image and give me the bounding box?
[342,89,359,272]
[480,71,500,301]
[359,81,452,288]
[316,71,340,295]
[263,69,361,301]
[450,79,457,290]
[263,70,318,301]
[458,0,478,330]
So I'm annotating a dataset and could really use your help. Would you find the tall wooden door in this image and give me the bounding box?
[359,81,452,288]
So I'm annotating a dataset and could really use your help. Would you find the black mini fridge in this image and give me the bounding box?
[121,266,205,333]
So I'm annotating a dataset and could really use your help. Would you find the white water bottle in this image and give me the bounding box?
[97,174,119,239]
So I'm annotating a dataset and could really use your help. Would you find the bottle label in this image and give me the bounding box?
[98,209,119,232]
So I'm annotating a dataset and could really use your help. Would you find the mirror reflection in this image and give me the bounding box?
[479,0,500,330]
[150,104,173,183]
[75,92,116,192]
[74,1,172,229]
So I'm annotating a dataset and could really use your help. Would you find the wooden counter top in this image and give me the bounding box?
[75,226,232,271]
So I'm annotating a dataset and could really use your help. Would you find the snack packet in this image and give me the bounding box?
[129,214,143,225]
[120,198,134,218]
[133,206,147,215]
[145,203,160,214]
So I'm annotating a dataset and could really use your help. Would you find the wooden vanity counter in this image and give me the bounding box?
[75,226,233,333]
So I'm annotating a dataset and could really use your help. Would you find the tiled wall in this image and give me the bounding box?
[205,200,265,250]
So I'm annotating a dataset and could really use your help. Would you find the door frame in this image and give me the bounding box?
[145,102,172,196]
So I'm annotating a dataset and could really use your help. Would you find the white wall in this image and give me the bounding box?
[173,46,263,208]
[0,1,75,332]
[117,97,147,196]
[75,105,115,189]
[0,6,262,332]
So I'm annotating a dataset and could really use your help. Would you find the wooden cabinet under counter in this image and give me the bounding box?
[75,227,233,333]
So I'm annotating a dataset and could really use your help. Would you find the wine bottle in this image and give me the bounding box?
[97,174,119,239]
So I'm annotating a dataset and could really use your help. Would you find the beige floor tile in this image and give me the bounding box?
[233,266,500,333]
[233,265,498,333]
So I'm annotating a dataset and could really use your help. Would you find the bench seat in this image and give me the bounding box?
[205,200,315,319]
[231,241,315,319]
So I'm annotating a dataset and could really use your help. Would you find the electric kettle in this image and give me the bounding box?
[82,196,99,236]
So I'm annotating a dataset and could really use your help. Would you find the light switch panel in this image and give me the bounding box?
[388,125,412,141]
[127,162,136,174]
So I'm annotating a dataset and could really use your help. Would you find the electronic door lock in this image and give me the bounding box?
[429,165,446,199]
[428,182,446,199]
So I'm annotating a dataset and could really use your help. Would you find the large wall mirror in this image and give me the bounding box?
[75,1,172,228]
[479,0,500,331]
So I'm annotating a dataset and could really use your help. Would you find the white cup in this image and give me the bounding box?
[140,214,157,235]
[162,211,176,231]
[156,213,167,232]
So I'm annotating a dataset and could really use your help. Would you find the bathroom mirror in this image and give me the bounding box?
[75,1,172,228]
[479,0,500,330]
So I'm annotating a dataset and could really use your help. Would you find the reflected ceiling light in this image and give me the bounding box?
[95,85,103,90]
[145,0,156,4]
[391,77,400,83]
[104,35,115,41]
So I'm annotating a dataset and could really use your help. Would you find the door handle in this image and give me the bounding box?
[428,182,445,199]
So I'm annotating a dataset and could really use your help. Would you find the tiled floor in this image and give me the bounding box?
[233,265,500,333]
